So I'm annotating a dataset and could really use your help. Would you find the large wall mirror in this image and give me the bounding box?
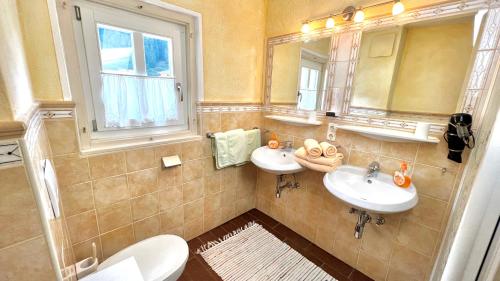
[265,2,500,130]
[269,36,332,111]
[349,15,476,117]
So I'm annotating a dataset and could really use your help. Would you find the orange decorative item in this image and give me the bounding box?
[268,132,279,149]
[394,162,412,188]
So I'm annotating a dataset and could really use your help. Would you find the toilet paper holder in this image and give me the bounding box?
[76,242,99,279]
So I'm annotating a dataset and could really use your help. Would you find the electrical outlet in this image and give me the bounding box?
[327,123,336,141]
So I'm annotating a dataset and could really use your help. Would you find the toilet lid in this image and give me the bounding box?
[98,235,189,281]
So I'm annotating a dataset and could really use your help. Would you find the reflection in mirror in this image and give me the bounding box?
[270,37,331,111]
[350,15,475,116]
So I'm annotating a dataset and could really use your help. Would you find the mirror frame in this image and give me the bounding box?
[264,0,500,132]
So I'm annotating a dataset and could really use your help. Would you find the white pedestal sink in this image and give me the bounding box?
[250,146,305,175]
[323,165,418,214]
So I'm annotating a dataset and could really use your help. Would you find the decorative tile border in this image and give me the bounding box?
[0,140,23,168]
[197,104,263,113]
[40,110,74,119]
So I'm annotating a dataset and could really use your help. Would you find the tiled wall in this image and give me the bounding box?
[44,111,261,262]
[0,123,59,281]
[256,116,465,281]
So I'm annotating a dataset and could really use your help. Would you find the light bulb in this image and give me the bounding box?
[326,17,335,29]
[301,22,311,33]
[392,1,405,15]
[354,9,365,23]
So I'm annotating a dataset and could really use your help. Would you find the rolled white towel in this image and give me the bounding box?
[304,139,322,158]
[320,142,337,158]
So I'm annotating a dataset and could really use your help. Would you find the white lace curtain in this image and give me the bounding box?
[101,73,179,128]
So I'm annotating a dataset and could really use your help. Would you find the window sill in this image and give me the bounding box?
[80,131,202,156]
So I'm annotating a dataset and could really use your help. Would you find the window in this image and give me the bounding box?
[297,49,328,111]
[74,1,190,142]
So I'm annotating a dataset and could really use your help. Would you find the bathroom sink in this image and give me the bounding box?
[323,165,418,213]
[251,146,305,174]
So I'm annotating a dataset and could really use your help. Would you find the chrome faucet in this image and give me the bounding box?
[366,161,380,182]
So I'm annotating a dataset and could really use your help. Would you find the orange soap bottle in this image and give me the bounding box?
[394,162,411,188]
[268,132,279,149]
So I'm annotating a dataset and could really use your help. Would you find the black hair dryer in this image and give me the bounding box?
[444,113,475,163]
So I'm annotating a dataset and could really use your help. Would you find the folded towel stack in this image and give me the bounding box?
[213,128,261,169]
[295,139,343,172]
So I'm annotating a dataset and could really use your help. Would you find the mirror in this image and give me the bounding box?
[270,36,331,111]
[350,15,475,116]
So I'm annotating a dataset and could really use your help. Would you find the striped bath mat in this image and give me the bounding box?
[197,222,336,281]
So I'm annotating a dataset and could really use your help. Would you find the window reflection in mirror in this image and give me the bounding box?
[350,15,475,116]
[270,36,331,111]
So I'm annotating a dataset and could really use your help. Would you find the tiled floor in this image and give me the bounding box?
[179,209,373,281]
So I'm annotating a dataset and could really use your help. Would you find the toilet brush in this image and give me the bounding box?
[75,242,99,279]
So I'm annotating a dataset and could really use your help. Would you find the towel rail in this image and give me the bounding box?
[206,127,260,138]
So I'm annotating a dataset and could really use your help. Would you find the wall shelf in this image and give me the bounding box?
[265,115,322,126]
[336,124,440,143]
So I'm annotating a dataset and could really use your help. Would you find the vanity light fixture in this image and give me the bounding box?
[299,1,408,32]
[301,22,311,33]
[353,8,365,23]
[326,17,335,28]
[392,0,405,15]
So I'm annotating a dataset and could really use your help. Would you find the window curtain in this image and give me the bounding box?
[101,73,178,128]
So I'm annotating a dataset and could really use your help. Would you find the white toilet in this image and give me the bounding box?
[97,235,189,281]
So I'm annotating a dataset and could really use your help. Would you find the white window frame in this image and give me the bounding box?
[47,0,204,154]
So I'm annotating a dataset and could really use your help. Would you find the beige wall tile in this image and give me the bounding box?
[416,138,459,170]
[100,225,135,259]
[54,156,90,187]
[221,166,237,190]
[361,223,396,262]
[72,237,102,261]
[184,217,204,240]
[378,156,413,175]
[412,164,456,201]
[125,148,155,172]
[348,150,379,168]
[184,198,204,222]
[154,143,182,163]
[134,215,160,242]
[159,185,182,211]
[88,152,126,179]
[204,174,221,194]
[0,236,56,281]
[202,157,218,176]
[66,210,99,244]
[380,142,418,161]
[181,140,204,161]
[202,112,221,134]
[44,119,78,156]
[387,245,431,281]
[61,182,94,217]
[93,175,129,208]
[397,218,438,256]
[96,200,132,233]
[405,194,447,230]
[203,193,222,215]
[160,205,184,231]
[204,209,223,231]
[0,166,42,248]
[331,237,360,268]
[128,168,158,197]
[357,251,389,281]
[236,196,255,216]
[350,133,381,153]
[182,159,203,182]
[220,112,238,131]
[183,178,204,203]
[131,193,159,221]
[158,166,182,188]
